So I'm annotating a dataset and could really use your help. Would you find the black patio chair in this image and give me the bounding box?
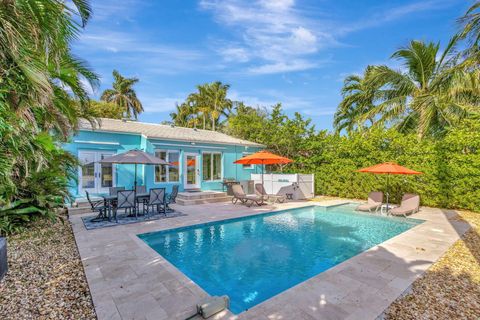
[109,186,125,196]
[86,191,109,222]
[114,190,136,222]
[143,188,166,218]
[165,185,179,213]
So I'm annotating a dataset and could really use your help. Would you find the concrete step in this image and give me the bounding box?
[177,191,228,201]
[176,196,231,206]
[67,206,94,215]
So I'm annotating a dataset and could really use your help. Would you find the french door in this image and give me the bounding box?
[78,151,116,195]
[184,153,200,189]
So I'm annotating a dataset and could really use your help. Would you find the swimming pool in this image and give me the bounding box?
[138,204,423,314]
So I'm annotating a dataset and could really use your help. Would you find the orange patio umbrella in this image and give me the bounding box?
[234,150,293,187]
[357,162,422,210]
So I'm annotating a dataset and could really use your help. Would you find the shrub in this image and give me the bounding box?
[294,120,480,211]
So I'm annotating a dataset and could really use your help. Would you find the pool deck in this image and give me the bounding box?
[69,200,471,320]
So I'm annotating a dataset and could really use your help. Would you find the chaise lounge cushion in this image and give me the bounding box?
[356,191,383,212]
[390,193,420,216]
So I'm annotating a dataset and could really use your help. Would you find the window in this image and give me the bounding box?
[203,152,222,181]
[242,153,255,169]
[155,150,180,183]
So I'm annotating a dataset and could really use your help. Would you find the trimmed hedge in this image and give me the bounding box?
[294,120,480,211]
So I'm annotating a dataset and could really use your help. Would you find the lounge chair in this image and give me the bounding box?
[231,184,263,207]
[356,191,383,213]
[390,193,420,217]
[255,183,286,203]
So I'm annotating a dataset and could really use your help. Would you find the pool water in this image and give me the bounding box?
[138,204,423,314]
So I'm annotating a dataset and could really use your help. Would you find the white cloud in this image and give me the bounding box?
[248,60,318,75]
[200,0,460,75]
[199,0,328,74]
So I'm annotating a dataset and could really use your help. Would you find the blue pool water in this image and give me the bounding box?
[138,204,423,314]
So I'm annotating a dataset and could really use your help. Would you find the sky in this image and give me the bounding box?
[73,0,471,131]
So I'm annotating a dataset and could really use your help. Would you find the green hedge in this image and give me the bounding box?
[294,120,480,211]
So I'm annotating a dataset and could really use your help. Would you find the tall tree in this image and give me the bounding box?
[0,0,98,232]
[348,40,479,138]
[101,70,143,119]
[334,67,377,134]
[457,1,480,66]
[171,81,232,130]
[206,81,232,131]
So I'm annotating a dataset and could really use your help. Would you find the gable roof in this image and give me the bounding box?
[78,118,264,147]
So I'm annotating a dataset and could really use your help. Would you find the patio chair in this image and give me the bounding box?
[356,191,383,213]
[109,186,125,196]
[85,191,109,222]
[143,188,166,218]
[390,193,420,217]
[165,185,179,213]
[231,184,263,207]
[114,190,136,222]
[135,185,146,194]
[255,183,286,204]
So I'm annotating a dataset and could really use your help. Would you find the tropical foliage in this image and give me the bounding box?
[0,0,96,235]
[170,81,232,130]
[101,70,143,119]
[335,40,480,138]
[88,100,124,119]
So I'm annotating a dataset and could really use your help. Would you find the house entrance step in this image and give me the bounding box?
[176,191,231,206]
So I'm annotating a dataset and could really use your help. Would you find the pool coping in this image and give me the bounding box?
[137,202,425,315]
[70,200,471,320]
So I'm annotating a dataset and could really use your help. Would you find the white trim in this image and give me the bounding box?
[184,152,201,189]
[80,128,264,147]
[154,149,180,183]
[151,142,226,150]
[202,151,223,182]
[74,140,120,146]
[241,152,255,170]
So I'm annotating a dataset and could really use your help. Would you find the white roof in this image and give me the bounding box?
[79,118,264,147]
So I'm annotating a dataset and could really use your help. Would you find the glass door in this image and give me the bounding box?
[78,151,115,195]
[79,151,96,195]
[184,153,200,189]
[97,152,114,194]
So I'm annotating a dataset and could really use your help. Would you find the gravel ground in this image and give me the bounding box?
[384,210,480,320]
[0,215,96,320]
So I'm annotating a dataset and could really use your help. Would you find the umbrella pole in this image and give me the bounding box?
[386,174,390,211]
[134,163,137,215]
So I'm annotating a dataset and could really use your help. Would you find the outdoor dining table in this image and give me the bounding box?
[102,192,150,220]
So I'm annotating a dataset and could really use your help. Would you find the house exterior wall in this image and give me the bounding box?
[63,130,263,198]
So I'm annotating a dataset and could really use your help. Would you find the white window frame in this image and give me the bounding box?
[202,152,223,181]
[242,152,255,170]
[154,149,180,183]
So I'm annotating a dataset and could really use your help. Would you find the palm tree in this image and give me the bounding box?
[334,67,377,134]
[358,40,479,138]
[458,1,480,46]
[101,70,143,119]
[0,0,98,138]
[206,81,232,131]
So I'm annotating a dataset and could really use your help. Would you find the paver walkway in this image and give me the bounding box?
[69,200,470,320]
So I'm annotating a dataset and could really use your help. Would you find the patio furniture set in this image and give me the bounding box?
[356,191,420,217]
[86,185,179,223]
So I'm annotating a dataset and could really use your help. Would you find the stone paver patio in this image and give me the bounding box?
[69,200,471,320]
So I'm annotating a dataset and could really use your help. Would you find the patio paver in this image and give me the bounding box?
[69,200,470,320]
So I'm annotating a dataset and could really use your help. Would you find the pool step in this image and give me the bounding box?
[176,191,231,206]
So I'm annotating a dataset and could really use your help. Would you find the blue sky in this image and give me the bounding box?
[73,0,470,131]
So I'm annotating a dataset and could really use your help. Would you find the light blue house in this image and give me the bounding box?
[63,118,264,198]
